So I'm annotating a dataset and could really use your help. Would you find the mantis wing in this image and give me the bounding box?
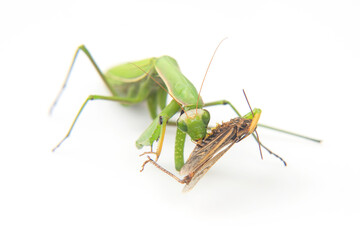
[106,58,156,83]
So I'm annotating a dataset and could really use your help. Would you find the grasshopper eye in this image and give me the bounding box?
[177,119,188,132]
[201,109,210,126]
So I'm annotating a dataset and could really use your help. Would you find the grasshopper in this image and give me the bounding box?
[51,40,320,174]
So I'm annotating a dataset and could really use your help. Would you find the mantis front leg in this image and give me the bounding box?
[136,100,181,162]
[139,115,169,161]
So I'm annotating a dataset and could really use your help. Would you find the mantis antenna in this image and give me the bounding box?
[195,38,228,114]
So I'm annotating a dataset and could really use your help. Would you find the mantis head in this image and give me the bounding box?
[177,109,210,140]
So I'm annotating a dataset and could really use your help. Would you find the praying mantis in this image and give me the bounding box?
[50,40,320,177]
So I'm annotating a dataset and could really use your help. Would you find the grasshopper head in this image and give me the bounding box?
[243,108,262,134]
[177,109,210,140]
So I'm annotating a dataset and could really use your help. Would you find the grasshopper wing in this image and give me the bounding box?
[180,117,253,191]
[180,126,236,176]
[182,142,236,192]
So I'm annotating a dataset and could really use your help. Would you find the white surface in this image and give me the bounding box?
[0,0,359,239]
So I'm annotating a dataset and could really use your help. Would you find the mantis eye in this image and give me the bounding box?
[201,109,210,126]
[177,119,188,132]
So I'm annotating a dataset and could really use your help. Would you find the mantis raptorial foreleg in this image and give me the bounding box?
[139,116,168,161]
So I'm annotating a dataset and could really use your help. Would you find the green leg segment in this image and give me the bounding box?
[52,95,141,152]
[174,128,186,171]
[50,45,116,115]
[204,100,242,117]
[157,88,167,110]
[203,99,320,165]
[204,100,321,143]
[255,124,321,143]
[147,93,158,119]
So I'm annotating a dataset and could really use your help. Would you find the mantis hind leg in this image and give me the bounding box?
[204,100,321,143]
[49,45,115,115]
[52,95,141,152]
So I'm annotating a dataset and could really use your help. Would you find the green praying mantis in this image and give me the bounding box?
[50,40,321,176]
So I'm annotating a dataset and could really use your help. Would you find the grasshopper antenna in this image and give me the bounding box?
[131,63,189,118]
[242,89,263,160]
[254,130,263,160]
[196,38,228,114]
[242,89,287,166]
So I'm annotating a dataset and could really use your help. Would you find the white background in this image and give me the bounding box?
[1,0,359,239]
